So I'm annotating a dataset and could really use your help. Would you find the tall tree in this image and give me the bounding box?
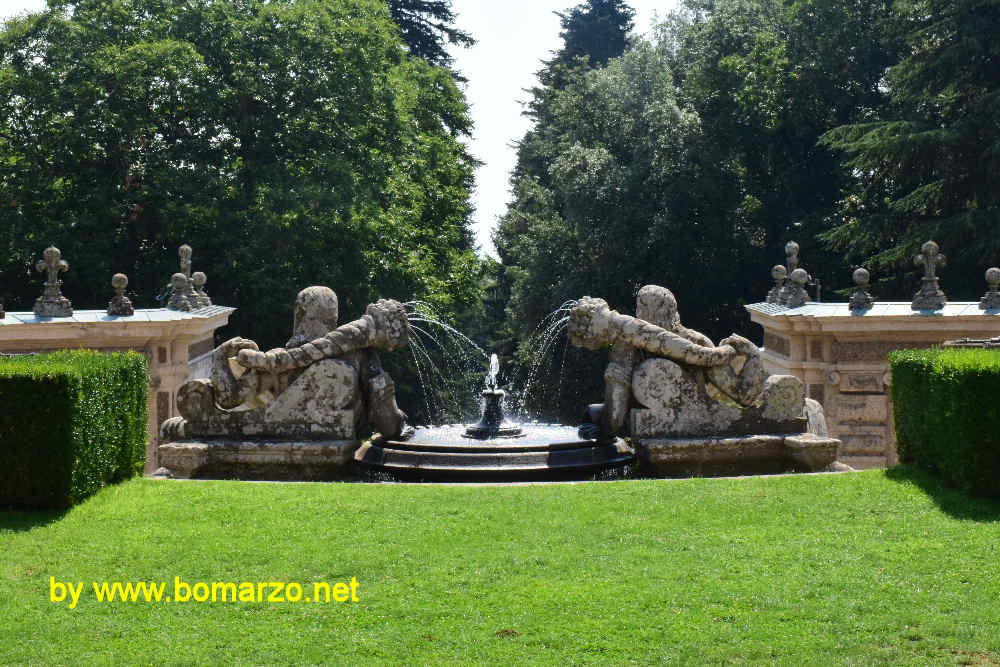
[0,0,481,351]
[549,0,635,71]
[487,0,638,417]
[820,0,1000,297]
[386,0,473,70]
[665,0,898,298]
[492,0,899,420]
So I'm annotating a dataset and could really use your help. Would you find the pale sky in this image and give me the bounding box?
[448,1,677,256]
[0,0,679,256]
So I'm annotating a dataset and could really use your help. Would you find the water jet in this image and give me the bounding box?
[354,353,634,480]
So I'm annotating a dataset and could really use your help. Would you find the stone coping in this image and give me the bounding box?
[0,306,234,326]
[747,301,996,318]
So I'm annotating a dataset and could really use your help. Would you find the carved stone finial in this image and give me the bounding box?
[33,246,73,317]
[166,273,192,311]
[911,240,946,310]
[766,265,787,303]
[980,267,1000,310]
[191,271,212,308]
[785,241,800,273]
[849,267,874,311]
[177,244,201,304]
[107,273,135,316]
[784,268,810,308]
[178,244,193,278]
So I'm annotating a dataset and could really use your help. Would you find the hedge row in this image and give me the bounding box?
[890,348,1000,497]
[0,350,148,508]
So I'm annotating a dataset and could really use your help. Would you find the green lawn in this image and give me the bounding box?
[2,469,999,665]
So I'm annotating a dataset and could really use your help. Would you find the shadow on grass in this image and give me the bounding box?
[0,508,68,533]
[886,466,1000,522]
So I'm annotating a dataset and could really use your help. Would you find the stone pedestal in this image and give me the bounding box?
[628,359,839,476]
[638,433,839,477]
[158,440,359,481]
[746,301,1000,468]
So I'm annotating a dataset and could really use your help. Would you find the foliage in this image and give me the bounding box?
[492,0,896,419]
[0,350,147,509]
[549,0,635,72]
[665,0,899,299]
[3,472,1000,662]
[486,0,635,419]
[387,0,474,70]
[890,347,1000,497]
[0,0,480,350]
[821,0,1000,298]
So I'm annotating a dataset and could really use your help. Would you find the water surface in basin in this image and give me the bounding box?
[394,423,590,451]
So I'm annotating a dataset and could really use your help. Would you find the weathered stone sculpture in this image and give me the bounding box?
[164,243,209,310]
[849,268,874,311]
[979,268,1000,310]
[785,241,799,271]
[766,265,787,304]
[179,243,193,276]
[912,240,946,310]
[774,241,816,307]
[166,273,192,311]
[161,286,408,445]
[784,268,810,308]
[571,286,771,436]
[33,246,73,318]
[569,285,839,475]
[107,273,135,316]
[774,242,801,305]
[191,271,212,308]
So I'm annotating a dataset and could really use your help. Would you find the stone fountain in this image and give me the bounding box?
[462,354,523,439]
[158,281,839,481]
[353,353,634,480]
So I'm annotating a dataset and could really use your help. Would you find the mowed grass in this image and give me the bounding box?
[2,469,999,665]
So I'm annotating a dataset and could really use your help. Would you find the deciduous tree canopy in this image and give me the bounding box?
[491,0,899,419]
[0,0,480,349]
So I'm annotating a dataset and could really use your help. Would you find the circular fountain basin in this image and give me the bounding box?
[355,423,634,481]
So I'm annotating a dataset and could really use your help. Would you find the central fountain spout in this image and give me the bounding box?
[463,354,523,439]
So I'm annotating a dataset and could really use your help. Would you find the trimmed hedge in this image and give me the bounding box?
[890,348,1000,497]
[0,350,148,508]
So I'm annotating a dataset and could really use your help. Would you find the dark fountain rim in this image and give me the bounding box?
[372,423,604,453]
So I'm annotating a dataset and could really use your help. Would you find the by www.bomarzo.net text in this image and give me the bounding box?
[49,577,359,609]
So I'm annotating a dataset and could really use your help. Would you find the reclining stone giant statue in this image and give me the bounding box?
[161,286,408,443]
[568,285,818,443]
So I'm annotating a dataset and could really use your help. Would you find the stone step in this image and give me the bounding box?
[355,440,634,479]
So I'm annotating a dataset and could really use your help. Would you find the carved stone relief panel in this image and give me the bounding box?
[838,372,884,394]
[832,340,937,362]
[764,332,790,357]
[835,423,887,456]
[836,394,888,423]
